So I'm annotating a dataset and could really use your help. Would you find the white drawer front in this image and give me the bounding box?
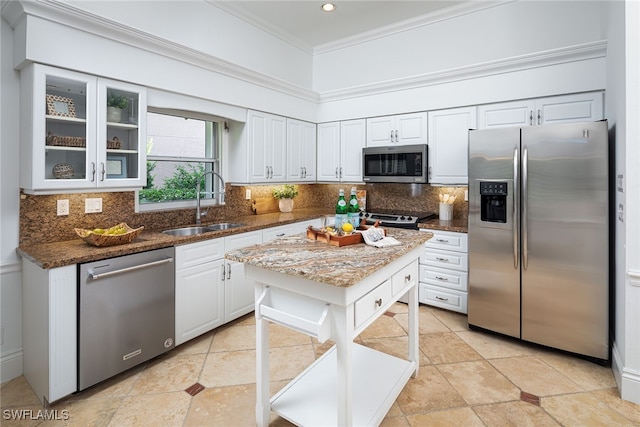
[419,283,468,314]
[226,230,262,251]
[423,229,468,253]
[262,224,295,241]
[392,261,418,297]
[420,265,468,292]
[355,279,392,329]
[176,238,225,269]
[421,248,468,272]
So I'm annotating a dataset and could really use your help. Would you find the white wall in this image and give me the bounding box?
[606,0,640,404]
[66,0,313,90]
[1,16,24,382]
[313,1,606,93]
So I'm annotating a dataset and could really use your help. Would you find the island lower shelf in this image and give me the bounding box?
[271,343,416,427]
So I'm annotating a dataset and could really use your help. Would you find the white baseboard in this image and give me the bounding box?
[1,349,23,384]
[611,342,640,404]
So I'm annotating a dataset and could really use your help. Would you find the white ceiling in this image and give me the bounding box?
[213,1,466,51]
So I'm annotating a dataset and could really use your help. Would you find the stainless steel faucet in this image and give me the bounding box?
[195,170,225,224]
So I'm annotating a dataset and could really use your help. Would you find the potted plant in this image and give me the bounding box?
[106,92,129,123]
[272,184,298,212]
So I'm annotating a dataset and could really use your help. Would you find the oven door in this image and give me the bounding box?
[362,144,428,183]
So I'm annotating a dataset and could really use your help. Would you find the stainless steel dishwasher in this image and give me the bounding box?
[78,247,175,390]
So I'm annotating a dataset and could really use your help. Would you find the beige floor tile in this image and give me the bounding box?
[269,323,313,348]
[184,383,256,427]
[429,307,470,332]
[172,331,214,355]
[395,309,450,335]
[490,356,583,397]
[107,391,191,426]
[590,388,640,425]
[129,353,206,394]
[200,349,256,387]
[46,397,122,427]
[311,338,335,359]
[268,345,316,382]
[210,324,256,352]
[535,351,617,390]
[395,365,467,414]
[1,376,41,408]
[361,336,431,366]
[0,406,44,427]
[437,360,521,405]
[358,314,408,340]
[457,330,539,360]
[407,407,485,427]
[234,312,257,326]
[419,332,483,364]
[387,301,410,315]
[542,392,636,426]
[381,415,410,427]
[473,401,561,426]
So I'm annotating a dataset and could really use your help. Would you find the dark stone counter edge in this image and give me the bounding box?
[17,210,467,269]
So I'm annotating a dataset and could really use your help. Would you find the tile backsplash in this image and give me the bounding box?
[19,183,468,245]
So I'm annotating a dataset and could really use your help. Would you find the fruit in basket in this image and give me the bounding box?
[106,224,127,235]
[92,228,106,234]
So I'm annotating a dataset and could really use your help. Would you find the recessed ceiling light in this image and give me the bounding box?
[321,3,336,12]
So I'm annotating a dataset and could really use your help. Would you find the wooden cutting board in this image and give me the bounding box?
[252,197,279,214]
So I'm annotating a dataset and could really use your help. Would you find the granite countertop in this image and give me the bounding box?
[418,217,468,233]
[225,228,432,288]
[17,208,331,269]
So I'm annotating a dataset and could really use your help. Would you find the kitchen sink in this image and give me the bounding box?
[162,223,245,236]
[205,222,245,230]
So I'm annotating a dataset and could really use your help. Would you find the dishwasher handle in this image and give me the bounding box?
[88,257,173,281]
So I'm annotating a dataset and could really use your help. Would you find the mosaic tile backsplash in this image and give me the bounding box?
[19,183,468,245]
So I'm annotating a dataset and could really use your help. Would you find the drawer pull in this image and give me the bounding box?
[435,276,449,281]
[375,298,383,307]
[405,274,411,282]
[435,257,450,262]
[435,296,449,302]
[436,238,450,243]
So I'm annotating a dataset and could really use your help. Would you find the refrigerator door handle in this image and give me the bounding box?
[513,145,519,269]
[522,146,529,270]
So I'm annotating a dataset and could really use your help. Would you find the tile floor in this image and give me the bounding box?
[2,303,639,426]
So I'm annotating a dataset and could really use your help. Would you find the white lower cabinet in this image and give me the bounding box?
[419,229,469,314]
[175,230,263,345]
[22,261,77,405]
[262,218,322,241]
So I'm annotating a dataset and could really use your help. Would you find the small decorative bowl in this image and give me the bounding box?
[75,223,144,247]
[52,162,74,179]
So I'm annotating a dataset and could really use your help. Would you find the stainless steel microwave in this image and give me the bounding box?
[362,144,428,183]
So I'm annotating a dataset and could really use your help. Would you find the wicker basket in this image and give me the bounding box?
[75,223,144,247]
[107,137,121,149]
[46,132,86,148]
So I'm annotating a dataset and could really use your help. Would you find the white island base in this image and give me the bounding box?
[271,343,416,426]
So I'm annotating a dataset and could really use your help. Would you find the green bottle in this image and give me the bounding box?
[335,189,348,230]
[347,187,360,228]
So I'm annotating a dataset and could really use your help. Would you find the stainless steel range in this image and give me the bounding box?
[360,210,436,229]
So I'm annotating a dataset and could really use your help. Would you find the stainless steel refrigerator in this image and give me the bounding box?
[468,120,609,361]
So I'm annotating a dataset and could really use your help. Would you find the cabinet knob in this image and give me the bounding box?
[375,298,383,307]
[405,274,411,282]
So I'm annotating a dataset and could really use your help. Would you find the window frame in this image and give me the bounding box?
[136,107,227,213]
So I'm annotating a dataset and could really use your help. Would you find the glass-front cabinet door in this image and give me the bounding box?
[97,79,146,188]
[20,63,147,193]
[22,65,97,191]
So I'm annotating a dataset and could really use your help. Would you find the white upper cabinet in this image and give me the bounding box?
[317,120,365,182]
[366,112,427,147]
[478,92,604,129]
[286,118,316,182]
[229,110,287,183]
[19,64,147,193]
[428,106,477,185]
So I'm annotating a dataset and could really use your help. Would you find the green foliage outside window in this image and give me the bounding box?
[139,163,205,203]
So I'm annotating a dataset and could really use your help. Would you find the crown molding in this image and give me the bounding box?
[4,0,319,103]
[318,40,608,103]
[314,0,513,55]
